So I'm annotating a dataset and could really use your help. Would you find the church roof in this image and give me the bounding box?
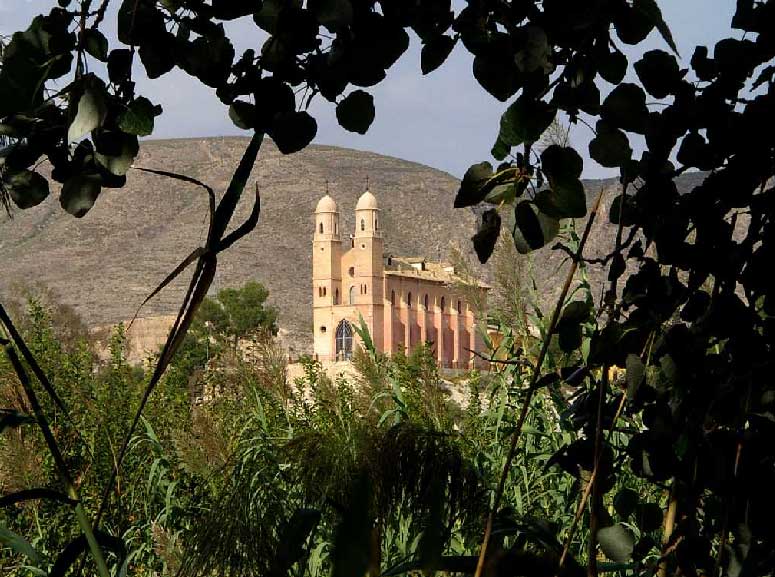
[315,194,338,213]
[384,256,490,288]
[355,190,379,210]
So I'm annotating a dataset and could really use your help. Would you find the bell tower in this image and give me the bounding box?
[313,193,342,360]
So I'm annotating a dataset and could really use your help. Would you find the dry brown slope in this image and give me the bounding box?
[0,137,484,351]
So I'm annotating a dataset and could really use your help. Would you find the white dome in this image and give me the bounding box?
[315,194,338,213]
[355,190,378,210]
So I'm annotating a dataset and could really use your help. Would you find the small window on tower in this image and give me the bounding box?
[364,285,368,295]
[360,219,365,231]
[407,292,412,308]
[424,294,429,310]
[441,297,446,312]
[335,222,338,234]
[323,287,327,296]
[391,290,396,306]
[335,289,339,305]
[319,222,323,234]
[320,326,327,334]
[375,217,379,230]
[457,300,462,314]
[349,266,355,277]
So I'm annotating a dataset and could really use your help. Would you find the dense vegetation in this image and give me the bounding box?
[1,0,774,576]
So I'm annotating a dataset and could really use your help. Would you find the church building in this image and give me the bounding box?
[313,188,488,368]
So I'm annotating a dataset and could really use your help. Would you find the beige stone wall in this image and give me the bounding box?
[91,314,176,366]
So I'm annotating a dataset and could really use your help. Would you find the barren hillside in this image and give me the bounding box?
[0,137,706,353]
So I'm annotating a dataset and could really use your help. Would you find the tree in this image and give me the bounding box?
[193,281,279,350]
[1,1,774,576]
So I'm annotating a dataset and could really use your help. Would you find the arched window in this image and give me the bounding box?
[360,218,365,231]
[407,292,412,308]
[317,287,322,297]
[391,290,395,306]
[334,288,339,305]
[348,266,355,277]
[457,300,462,314]
[424,294,429,310]
[349,286,355,305]
[440,297,446,312]
[323,287,327,296]
[319,222,323,233]
[335,320,353,361]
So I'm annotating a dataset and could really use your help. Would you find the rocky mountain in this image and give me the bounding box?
[0,137,486,351]
[0,137,706,353]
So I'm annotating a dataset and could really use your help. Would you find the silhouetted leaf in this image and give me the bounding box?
[310,0,352,31]
[557,301,591,352]
[421,35,456,74]
[454,161,493,208]
[67,80,107,142]
[107,48,132,83]
[336,90,375,134]
[229,100,257,130]
[472,209,501,264]
[601,83,648,134]
[119,97,162,136]
[3,170,49,209]
[82,29,108,61]
[635,503,664,533]
[270,111,317,154]
[635,50,682,99]
[599,47,627,84]
[60,173,101,217]
[512,201,559,254]
[589,121,631,168]
[597,524,635,563]
[94,133,138,176]
[613,488,639,519]
[473,48,520,101]
[498,97,556,146]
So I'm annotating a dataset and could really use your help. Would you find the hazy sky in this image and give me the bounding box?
[2,0,737,178]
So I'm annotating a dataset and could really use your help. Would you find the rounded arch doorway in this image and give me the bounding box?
[335,319,354,361]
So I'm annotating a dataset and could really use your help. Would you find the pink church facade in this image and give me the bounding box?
[312,189,488,368]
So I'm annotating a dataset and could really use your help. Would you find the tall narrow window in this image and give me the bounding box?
[335,289,339,305]
[440,297,446,312]
[349,286,355,304]
[360,218,365,231]
[407,292,412,308]
[319,222,323,233]
[424,294,429,310]
[375,217,379,230]
[335,320,353,361]
[457,300,462,314]
[391,290,396,306]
